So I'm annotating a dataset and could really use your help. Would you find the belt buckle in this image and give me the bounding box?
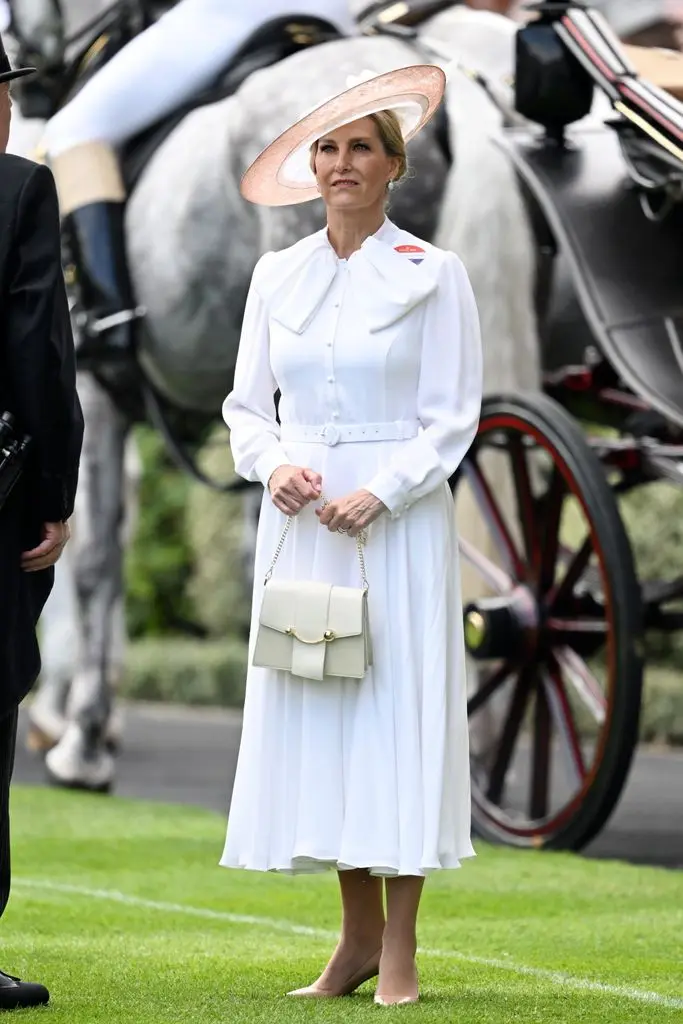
[320,423,341,446]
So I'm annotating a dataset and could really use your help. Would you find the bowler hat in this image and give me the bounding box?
[0,31,36,84]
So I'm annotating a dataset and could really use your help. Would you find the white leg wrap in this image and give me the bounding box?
[49,140,126,215]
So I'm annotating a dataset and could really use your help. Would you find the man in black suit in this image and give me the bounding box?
[0,33,83,1012]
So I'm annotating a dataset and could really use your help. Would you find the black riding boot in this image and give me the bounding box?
[64,200,143,369]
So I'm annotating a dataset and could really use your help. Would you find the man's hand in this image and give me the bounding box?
[21,521,70,572]
[268,465,323,516]
[315,489,387,537]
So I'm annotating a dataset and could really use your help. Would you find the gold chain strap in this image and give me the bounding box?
[264,497,369,591]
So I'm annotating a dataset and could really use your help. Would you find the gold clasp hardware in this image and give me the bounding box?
[285,628,336,644]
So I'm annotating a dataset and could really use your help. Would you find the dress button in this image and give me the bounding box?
[331,411,340,419]
[326,341,332,347]
[327,375,335,383]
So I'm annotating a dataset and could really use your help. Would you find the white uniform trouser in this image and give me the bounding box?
[43,0,355,157]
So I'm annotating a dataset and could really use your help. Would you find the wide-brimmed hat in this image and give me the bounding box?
[0,32,36,84]
[240,64,447,206]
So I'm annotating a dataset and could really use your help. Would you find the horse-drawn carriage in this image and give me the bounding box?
[420,1,683,852]
[8,0,683,843]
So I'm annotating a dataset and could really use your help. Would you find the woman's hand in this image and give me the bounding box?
[268,465,322,515]
[315,489,387,537]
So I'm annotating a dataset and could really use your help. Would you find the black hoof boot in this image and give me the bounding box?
[63,200,144,370]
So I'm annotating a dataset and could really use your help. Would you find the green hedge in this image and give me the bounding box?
[640,666,683,746]
[124,426,195,639]
[618,481,683,670]
[122,637,248,707]
[123,424,253,641]
[183,430,253,639]
[119,638,683,746]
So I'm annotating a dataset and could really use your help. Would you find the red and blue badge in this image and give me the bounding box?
[394,244,425,265]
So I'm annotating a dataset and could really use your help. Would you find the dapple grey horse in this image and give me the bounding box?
[12,0,645,789]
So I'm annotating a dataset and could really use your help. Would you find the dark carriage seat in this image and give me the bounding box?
[497,121,683,430]
[121,14,343,192]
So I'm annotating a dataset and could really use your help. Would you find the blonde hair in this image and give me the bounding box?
[309,109,408,186]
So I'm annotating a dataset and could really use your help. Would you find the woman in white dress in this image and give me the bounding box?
[220,65,483,1005]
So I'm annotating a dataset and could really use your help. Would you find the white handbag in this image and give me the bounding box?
[252,502,373,682]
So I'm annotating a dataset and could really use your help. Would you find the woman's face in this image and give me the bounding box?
[313,116,400,212]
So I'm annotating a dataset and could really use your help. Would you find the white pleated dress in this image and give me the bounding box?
[220,218,482,877]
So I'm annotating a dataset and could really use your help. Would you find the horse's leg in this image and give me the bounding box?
[103,432,142,752]
[26,558,77,752]
[28,426,140,757]
[44,372,128,793]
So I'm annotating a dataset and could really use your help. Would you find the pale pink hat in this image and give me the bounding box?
[240,64,447,207]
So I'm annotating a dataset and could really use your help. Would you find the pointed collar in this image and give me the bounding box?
[256,219,437,334]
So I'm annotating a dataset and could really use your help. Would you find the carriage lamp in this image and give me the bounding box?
[515,2,594,143]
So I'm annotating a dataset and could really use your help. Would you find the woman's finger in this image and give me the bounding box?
[279,503,301,516]
[327,512,347,533]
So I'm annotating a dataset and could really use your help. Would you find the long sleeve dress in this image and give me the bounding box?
[220,217,482,877]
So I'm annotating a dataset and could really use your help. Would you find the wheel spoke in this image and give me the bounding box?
[486,667,534,805]
[459,538,514,595]
[538,467,565,592]
[508,436,538,570]
[461,458,526,580]
[547,537,593,609]
[552,647,607,725]
[547,616,608,635]
[468,661,514,717]
[544,668,588,786]
[530,682,552,820]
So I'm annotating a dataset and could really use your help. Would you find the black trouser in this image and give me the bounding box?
[0,707,18,925]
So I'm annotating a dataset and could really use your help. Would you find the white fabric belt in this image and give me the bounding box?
[279,420,420,446]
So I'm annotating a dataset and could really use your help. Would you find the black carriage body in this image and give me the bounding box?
[452,3,683,853]
[501,122,683,434]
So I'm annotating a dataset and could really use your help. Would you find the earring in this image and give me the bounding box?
[387,179,396,192]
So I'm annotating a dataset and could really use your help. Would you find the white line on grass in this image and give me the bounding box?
[14,878,683,1011]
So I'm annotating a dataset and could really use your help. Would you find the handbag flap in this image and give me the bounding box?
[328,585,366,638]
[260,579,365,640]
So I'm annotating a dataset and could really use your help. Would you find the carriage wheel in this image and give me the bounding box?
[453,393,643,851]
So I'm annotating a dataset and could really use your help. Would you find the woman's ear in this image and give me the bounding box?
[390,156,400,183]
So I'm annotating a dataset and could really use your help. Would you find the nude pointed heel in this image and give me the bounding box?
[286,949,382,998]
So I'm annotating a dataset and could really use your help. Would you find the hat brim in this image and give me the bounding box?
[240,64,447,207]
[0,66,37,83]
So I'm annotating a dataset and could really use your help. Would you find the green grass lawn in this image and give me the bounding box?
[2,786,682,1022]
